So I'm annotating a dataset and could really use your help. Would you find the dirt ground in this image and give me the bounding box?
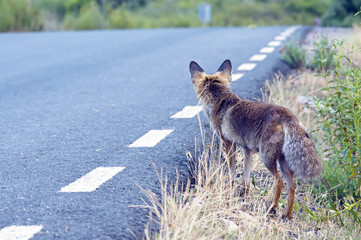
[302,27,354,51]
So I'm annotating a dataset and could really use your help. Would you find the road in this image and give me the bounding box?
[0,26,304,239]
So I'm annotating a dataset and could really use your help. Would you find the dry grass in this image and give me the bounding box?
[262,71,325,132]
[142,129,359,239]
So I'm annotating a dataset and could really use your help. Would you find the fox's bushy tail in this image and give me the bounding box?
[282,120,323,182]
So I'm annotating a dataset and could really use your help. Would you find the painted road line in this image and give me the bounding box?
[286,27,298,32]
[280,31,292,37]
[237,63,257,71]
[268,41,282,47]
[129,129,173,147]
[281,28,297,36]
[59,167,125,193]
[284,27,297,32]
[275,36,287,41]
[260,47,275,53]
[231,73,244,81]
[171,106,202,119]
[250,54,267,61]
[0,225,43,240]
[280,32,291,37]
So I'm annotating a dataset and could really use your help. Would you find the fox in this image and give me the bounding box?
[189,59,323,219]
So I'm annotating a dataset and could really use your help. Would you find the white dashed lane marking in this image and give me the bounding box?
[280,27,297,37]
[237,63,257,71]
[275,36,287,41]
[59,167,125,193]
[280,31,292,37]
[250,54,267,61]
[0,225,43,240]
[260,47,275,53]
[268,41,281,47]
[129,129,173,147]
[231,73,244,81]
[171,106,202,119]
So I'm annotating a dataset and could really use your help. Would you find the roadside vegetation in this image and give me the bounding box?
[1,0,360,32]
[141,25,361,239]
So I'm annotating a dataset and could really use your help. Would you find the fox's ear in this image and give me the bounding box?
[189,61,204,84]
[217,59,232,82]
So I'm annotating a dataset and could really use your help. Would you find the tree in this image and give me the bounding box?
[322,0,361,26]
[97,0,150,9]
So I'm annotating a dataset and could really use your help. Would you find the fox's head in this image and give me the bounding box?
[189,59,232,97]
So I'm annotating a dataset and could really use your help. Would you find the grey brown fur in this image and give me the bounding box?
[189,59,323,219]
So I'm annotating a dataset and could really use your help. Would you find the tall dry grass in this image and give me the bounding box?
[262,72,325,132]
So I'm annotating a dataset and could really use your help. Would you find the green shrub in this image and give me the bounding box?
[311,36,336,71]
[109,7,134,29]
[63,1,108,30]
[322,0,361,27]
[0,1,14,31]
[77,2,108,30]
[0,0,43,32]
[281,41,307,69]
[312,40,361,224]
[65,0,88,16]
[285,0,328,16]
[62,14,77,30]
[33,0,67,20]
[316,158,359,203]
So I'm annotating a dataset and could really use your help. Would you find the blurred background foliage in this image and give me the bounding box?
[0,0,360,32]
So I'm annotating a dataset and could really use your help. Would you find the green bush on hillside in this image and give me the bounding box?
[0,0,43,31]
[281,41,307,69]
[0,0,335,32]
[322,0,361,26]
[109,7,134,29]
[63,1,108,30]
[312,40,361,224]
[2,0,359,32]
[33,0,67,21]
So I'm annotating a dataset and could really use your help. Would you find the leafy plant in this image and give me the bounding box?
[281,40,307,69]
[311,36,336,71]
[312,39,361,224]
[302,196,361,226]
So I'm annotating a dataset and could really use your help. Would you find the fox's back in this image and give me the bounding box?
[213,95,296,151]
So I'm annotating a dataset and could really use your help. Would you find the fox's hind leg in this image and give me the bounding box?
[242,147,252,194]
[224,140,236,174]
[262,156,283,216]
[279,156,295,219]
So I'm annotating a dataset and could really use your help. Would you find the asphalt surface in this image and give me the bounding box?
[0,26,306,239]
